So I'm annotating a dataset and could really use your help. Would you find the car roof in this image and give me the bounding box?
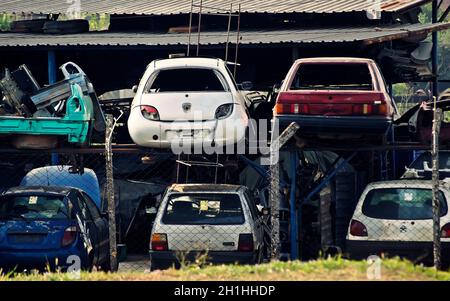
[295,57,374,64]
[365,180,437,189]
[149,57,224,70]
[168,183,244,193]
[2,186,75,196]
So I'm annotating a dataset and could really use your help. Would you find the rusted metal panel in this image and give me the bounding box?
[0,22,448,48]
[0,0,433,15]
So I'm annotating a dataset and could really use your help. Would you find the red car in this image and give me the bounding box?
[274,57,397,143]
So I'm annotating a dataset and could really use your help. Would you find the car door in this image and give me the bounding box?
[74,191,100,264]
[81,192,109,263]
[243,190,263,250]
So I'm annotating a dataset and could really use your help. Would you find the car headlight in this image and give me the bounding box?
[215,103,233,120]
[141,105,160,121]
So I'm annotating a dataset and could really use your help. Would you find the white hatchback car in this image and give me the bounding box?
[149,184,266,270]
[346,180,450,265]
[128,57,249,150]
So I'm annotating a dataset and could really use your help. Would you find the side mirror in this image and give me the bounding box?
[132,85,138,93]
[240,81,253,91]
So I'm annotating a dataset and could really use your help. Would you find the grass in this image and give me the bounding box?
[2,257,450,281]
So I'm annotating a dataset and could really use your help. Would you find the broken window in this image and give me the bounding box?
[290,63,374,91]
[162,193,244,225]
[362,188,447,220]
[146,68,228,93]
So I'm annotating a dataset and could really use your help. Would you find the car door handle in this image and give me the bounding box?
[223,242,235,246]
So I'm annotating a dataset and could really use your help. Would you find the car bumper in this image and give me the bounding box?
[149,250,257,269]
[275,115,391,136]
[346,240,450,262]
[0,248,88,272]
[128,107,247,149]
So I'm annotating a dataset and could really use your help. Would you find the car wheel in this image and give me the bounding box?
[255,247,263,264]
[99,256,112,272]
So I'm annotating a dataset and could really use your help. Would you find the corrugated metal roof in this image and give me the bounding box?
[0,22,447,48]
[0,0,432,15]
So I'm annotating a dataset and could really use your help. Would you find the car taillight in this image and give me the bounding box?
[151,233,168,251]
[352,102,387,116]
[441,223,450,238]
[238,234,254,252]
[349,220,368,237]
[61,226,78,247]
[141,105,160,121]
[275,103,309,114]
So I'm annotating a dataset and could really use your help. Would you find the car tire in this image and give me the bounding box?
[10,19,46,33]
[43,20,89,34]
[99,256,112,272]
[256,248,263,264]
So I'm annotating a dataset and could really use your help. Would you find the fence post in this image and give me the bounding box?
[432,104,443,270]
[105,114,118,272]
[269,121,299,260]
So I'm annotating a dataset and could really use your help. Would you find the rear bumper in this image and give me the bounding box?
[149,250,257,270]
[0,248,88,272]
[128,107,247,149]
[346,240,450,262]
[275,115,391,136]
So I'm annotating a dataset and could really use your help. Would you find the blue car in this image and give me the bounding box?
[0,186,110,273]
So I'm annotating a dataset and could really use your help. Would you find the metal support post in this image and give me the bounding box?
[269,121,300,260]
[432,103,443,270]
[289,151,298,260]
[105,115,118,271]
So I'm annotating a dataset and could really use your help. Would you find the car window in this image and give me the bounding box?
[82,192,101,220]
[0,195,69,220]
[162,193,244,225]
[362,188,448,220]
[290,63,374,91]
[145,68,228,92]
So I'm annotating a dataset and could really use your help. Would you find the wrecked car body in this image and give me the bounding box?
[0,62,105,149]
[394,92,450,146]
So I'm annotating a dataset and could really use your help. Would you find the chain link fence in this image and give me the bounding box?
[0,107,446,273]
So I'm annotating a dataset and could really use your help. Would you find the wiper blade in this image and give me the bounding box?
[3,214,27,220]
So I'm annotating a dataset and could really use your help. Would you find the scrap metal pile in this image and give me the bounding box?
[0,62,105,149]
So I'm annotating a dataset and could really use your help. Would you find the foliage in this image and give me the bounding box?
[2,258,450,281]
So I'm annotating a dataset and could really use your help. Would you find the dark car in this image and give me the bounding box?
[0,186,110,272]
[274,57,396,144]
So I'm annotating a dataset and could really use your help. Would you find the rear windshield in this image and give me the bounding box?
[0,195,69,220]
[146,68,227,92]
[290,63,373,91]
[162,193,244,225]
[362,188,447,220]
[411,152,450,170]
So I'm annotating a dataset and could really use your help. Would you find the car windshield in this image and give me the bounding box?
[411,152,450,170]
[146,68,227,92]
[362,188,447,220]
[290,63,374,91]
[162,193,244,225]
[0,195,69,220]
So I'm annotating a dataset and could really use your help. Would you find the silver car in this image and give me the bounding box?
[149,184,266,270]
